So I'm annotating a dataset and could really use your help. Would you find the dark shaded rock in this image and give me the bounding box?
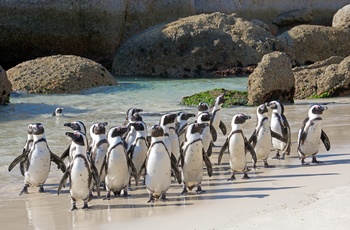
[0,66,12,104]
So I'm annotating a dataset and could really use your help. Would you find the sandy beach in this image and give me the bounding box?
[1,98,350,230]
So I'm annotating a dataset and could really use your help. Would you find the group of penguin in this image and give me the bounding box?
[8,93,331,211]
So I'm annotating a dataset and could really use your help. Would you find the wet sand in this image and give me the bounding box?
[1,98,350,230]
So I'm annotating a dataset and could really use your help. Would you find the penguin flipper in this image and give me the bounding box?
[248,131,257,148]
[19,161,25,176]
[219,121,227,135]
[177,126,187,137]
[8,153,27,172]
[321,130,331,151]
[170,157,182,184]
[136,159,147,183]
[127,144,135,158]
[210,125,217,142]
[50,152,66,173]
[57,166,71,195]
[245,137,257,164]
[202,149,213,177]
[218,138,229,165]
[127,157,139,185]
[61,145,70,160]
[271,130,287,143]
[91,168,100,197]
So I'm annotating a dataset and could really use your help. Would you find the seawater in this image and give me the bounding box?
[0,76,248,197]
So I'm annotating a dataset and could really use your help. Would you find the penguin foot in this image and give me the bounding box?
[227,175,237,181]
[103,192,111,200]
[312,157,323,164]
[181,187,188,195]
[38,185,44,193]
[242,173,250,180]
[272,153,280,159]
[82,202,90,210]
[301,158,309,165]
[147,195,155,203]
[264,163,275,168]
[160,194,168,201]
[71,204,78,211]
[122,190,129,197]
[88,192,95,201]
[196,186,205,194]
[19,184,29,195]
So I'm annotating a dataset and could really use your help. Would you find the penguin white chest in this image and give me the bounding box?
[300,122,322,156]
[228,134,246,172]
[271,116,285,149]
[25,145,51,186]
[105,146,130,190]
[182,140,203,186]
[70,158,90,200]
[145,144,171,195]
[201,126,212,151]
[131,141,148,173]
[254,125,271,160]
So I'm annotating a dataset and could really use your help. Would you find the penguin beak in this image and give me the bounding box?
[244,115,251,120]
[64,123,71,127]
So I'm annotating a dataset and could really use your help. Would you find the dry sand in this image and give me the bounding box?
[1,98,350,230]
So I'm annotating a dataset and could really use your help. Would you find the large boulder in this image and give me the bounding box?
[247,51,294,106]
[294,56,350,99]
[332,4,350,29]
[273,8,313,27]
[278,25,350,66]
[7,55,117,94]
[113,12,288,78]
[0,66,12,104]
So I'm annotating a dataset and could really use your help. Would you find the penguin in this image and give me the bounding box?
[61,121,87,162]
[16,123,66,195]
[140,125,181,203]
[89,122,109,188]
[175,112,195,148]
[103,126,138,199]
[58,131,100,211]
[8,123,34,176]
[127,121,149,184]
[297,104,331,165]
[52,107,64,116]
[197,102,210,116]
[249,104,275,168]
[124,112,145,151]
[268,101,292,160]
[159,113,180,161]
[218,114,257,180]
[210,93,227,142]
[196,112,216,157]
[179,123,212,194]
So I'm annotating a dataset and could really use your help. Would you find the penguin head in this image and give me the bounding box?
[109,126,128,138]
[197,112,212,123]
[268,101,284,115]
[65,131,87,146]
[31,123,45,135]
[91,122,108,135]
[26,123,35,135]
[177,112,195,121]
[64,121,86,134]
[189,123,207,134]
[129,121,146,131]
[197,102,209,113]
[150,125,164,137]
[130,112,143,122]
[126,108,143,121]
[232,113,251,125]
[52,107,64,116]
[257,104,269,116]
[215,93,226,106]
[309,104,327,116]
[160,113,177,126]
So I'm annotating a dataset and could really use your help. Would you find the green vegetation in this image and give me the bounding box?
[309,91,332,99]
[180,88,248,108]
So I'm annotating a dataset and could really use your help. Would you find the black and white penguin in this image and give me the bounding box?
[179,123,212,194]
[268,101,291,160]
[175,111,195,147]
[218,114,257,180]
[196,112,216,157]
[8,123,34,176]
[89,122,109,187]
[52,107,64,116]
[61,121,87,162]
[197,102,210,116]
[297,104,331,165]
[210,93,227,142]
[124,112,145,151]
[103,126,138,199]
[17,123,66,195]
[140,125,181,203]
[58,131,100,211]
[249,104,274,168]
[159,113,180,161]
[127,121,149,184]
